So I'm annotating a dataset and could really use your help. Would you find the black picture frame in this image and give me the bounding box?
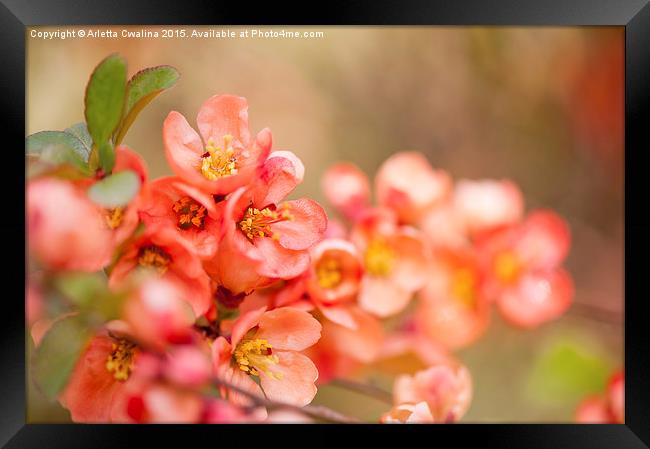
[3,0,649,447]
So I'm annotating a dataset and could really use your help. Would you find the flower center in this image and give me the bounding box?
[172,196,207,230]
[451,267,476,307]
[364,238,395,277]
[239,206,294,241]
[316,257,343,289]
[104,207,125,229]
[137,245,171,274]
[200,135,238,180]
[106,339,137,381]
[234,338,283,380]
[493,251,521,284]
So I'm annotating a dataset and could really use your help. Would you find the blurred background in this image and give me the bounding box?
[27,26,623,422]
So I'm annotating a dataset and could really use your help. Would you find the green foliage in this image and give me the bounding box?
[64,123,93,154]
[32,315,93,400]
[87,169,140,207]
[26,131,93,178]
[526,336,614,407]
[115,65,179,145]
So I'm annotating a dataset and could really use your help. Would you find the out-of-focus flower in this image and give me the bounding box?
[139,176,222,259]
[414,248,490,350]
[212,306,321,407]
[203,399,267,423]
[351,208,429,318]
[375,152,451,224]
[162,345,212,388]
[322,163,371,221]
[382,362,472,424]
[101,145,149,248]
[575,370,624,423]
[204,151,327,293]
[163,94,271,195]
[27,178,113,272]
[121,277,197,352]
[479,210,573,328]
[122,382,205,423]
[452,179,524,236]
[306,238,363,308]
[380,401,435,424]
[59,332,143,422]
[109,225,211,317]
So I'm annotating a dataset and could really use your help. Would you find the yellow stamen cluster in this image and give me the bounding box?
[234,339,283,380]
[104,207,125,230]
[451,268,476,307]
[239,206,294,241]
[137,245,171,275]
[493,251,521,285]
[105,339,136,381]
[172,196,207,230]
[316,257,343,289]
[200,135,238,180]
[364,238,395,277]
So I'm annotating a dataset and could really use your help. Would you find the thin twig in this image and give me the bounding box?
[569,302,623,326]
[211,377,361,423]
[329,378,394,405]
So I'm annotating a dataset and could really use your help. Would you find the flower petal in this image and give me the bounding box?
[253,150,305,206]
[259,350,318,407]
[254,237,311,279]
[322,163,370,220]
[197,94,250,147]
[231,306,267,348]
[255,307,322,351]
[358,276,412,318]
[271,199,327,251]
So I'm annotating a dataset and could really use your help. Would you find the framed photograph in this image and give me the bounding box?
[4,0,649,446]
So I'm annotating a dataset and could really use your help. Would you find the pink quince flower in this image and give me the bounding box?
[59,332,144,422]
[414,248,490,350]
[123,381,205,424]
[380,402,435,424]
[121,277,197,352]
[322,162,371,221]
[109,225,211,317]
[163,94,271,195]
[139,176,222,259]
[204,151,327,294]
[383,362,472,424]
[452,179,524,237]
[27,178,113,272]
[375,152,451,224]
[575,370,624,423]
[350,208,430,318]
[212,306,321,407]
[478,209,574,328]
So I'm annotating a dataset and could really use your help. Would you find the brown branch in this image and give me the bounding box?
[328,378,393,405]
[211,376,361,423]
[569,301,623,326]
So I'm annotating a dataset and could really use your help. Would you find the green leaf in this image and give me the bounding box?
[98,141,116,173]
[26,131,90,162]
[55,273,107,309]
[87,170,140,207]
[84,53,127,150]
[114,65,179,145]
[64,123,93,153]
[32,315,93,399]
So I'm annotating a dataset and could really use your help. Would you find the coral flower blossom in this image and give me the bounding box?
[139,176,222,259]
[414,248,490,350]
[121,277,197,352]
[306,238,363,306]
[451,179,524,236]
[109,225,211,316]
[381,362,472,424]
[478,210,574,328]
[59,332,143,422]
[100,145,149,248]
[350,208,429,318]
[375,152,451,224]
[212,306,321,407]
[27,178,113,272]
[575,370,624,424]
[322,163,371,221]
[163,94,272,195]
[204,151,327,293]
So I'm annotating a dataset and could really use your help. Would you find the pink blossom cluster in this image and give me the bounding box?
[27,94,576,423]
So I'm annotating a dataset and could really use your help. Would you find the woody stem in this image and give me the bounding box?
[211,376,361,423]
[328,378,394,404]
